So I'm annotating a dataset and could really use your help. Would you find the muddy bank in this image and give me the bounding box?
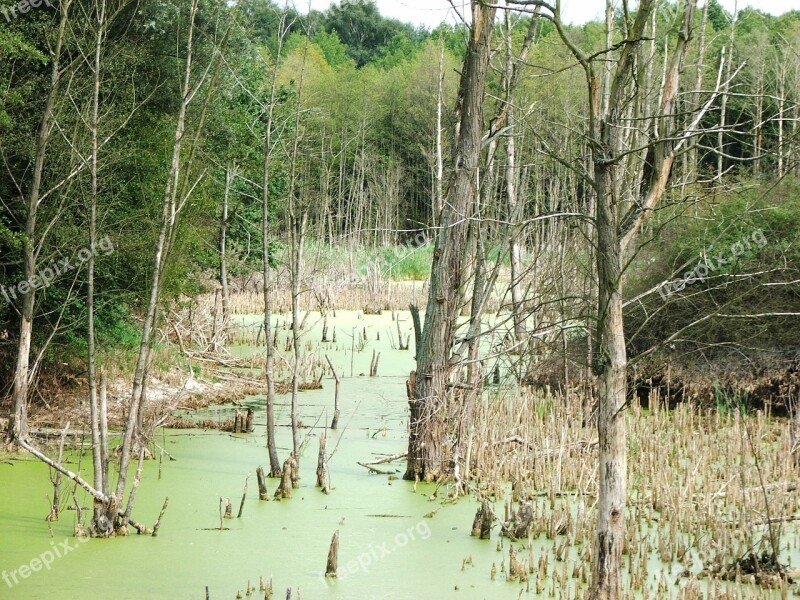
[1,370,265,444]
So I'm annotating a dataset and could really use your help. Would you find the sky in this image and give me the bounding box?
[301,0,800,28]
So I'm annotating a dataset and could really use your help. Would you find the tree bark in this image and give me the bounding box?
[405,1,497,482]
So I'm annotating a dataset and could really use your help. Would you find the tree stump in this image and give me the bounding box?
[245,408,254,433]
[256,466,270,500]
[325,530,339,577]
[316,433,329,493]
[471,499,493,539]
[274,457,294,500]
[501,502,533,540]
[508,545,527,581]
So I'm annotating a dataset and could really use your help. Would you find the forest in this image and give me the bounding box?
[1,0,800,598]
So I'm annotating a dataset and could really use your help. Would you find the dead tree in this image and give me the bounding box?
[500,0,723,596]
[86,0,111,535]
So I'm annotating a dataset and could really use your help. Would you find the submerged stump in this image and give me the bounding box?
[274,457,295,500]
[316,433,330,494]
[501,502,533,541]
[326,529,339,577]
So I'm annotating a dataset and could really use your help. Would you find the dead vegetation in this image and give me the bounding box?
[463,384,800,595]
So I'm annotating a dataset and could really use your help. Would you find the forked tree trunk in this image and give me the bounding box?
[501,0,697,595]
[405,1,496,482]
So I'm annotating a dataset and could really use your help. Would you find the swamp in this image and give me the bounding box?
[2,1,800,599]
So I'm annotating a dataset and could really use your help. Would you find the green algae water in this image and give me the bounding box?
[0,311,526,599]
[0,311,794,599]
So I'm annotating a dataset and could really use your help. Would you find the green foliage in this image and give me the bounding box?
[707,0,732,31]
[313,29,353,68]
[322,0,422,67]
[713,382,747,415]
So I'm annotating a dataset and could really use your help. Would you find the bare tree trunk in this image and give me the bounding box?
[716,8,737,182]
[753,64,764,178]
[7,0,73,444]
[433,37,445,229]
[290,215,306,470]
[497,1,696,596]
[689,0,709,180]
[87,0,109,536]
[589,173,627,600]
[777,69,786,178]
[503,10,531,341]
[261,10,292,477]
[218,167,233,348]
[284,33,310,476]
[262,102,280,478]
[115,0,200,520]
[405,1,497,482]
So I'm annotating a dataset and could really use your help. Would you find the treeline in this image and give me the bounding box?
[1,0,799,402]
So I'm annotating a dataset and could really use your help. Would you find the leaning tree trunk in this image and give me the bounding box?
[114,0,200,519]
[405,1,496,482]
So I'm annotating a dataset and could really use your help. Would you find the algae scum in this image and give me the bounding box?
[1,311,798,599]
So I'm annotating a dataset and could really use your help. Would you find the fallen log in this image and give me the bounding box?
[357,462,396,475]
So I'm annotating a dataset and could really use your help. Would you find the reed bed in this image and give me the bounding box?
[467,385,800,598]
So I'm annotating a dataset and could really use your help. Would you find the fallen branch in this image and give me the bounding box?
[18,438,152,534]
[361,452,407,466]
[494,437,598,457]
[705,481,800,501]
